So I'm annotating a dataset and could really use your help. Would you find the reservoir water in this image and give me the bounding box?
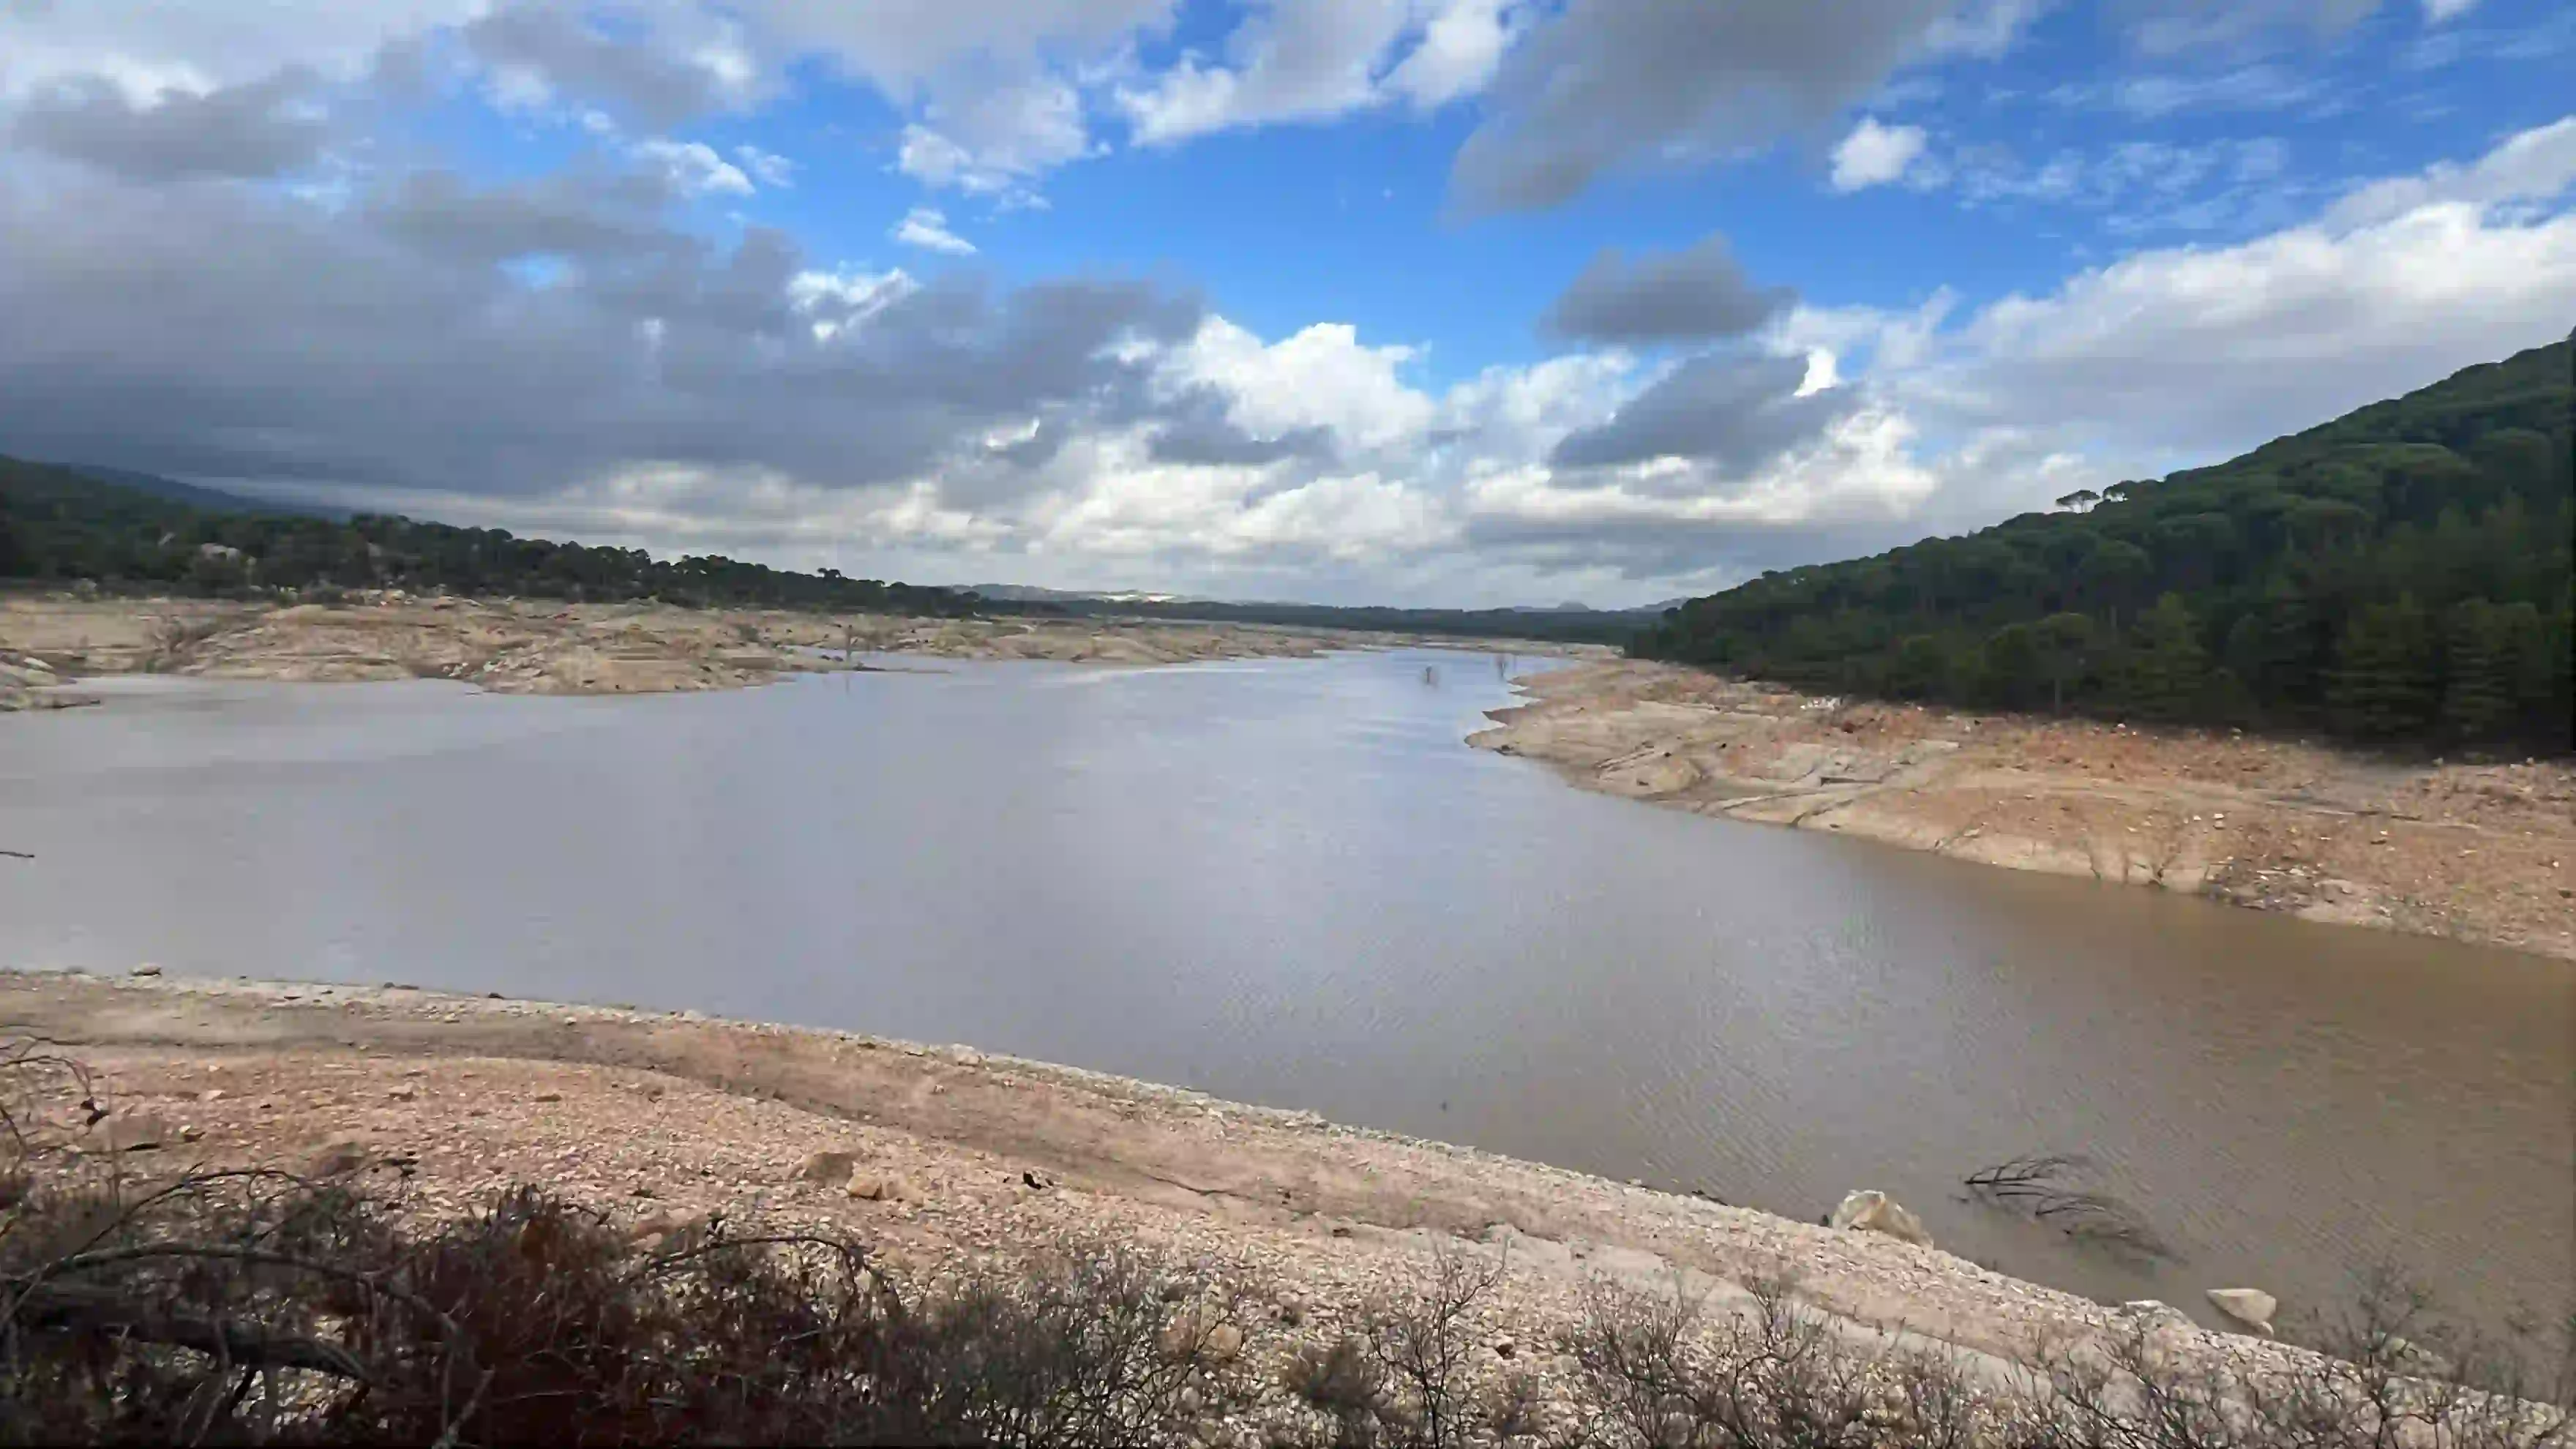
[3,648,2567,1340]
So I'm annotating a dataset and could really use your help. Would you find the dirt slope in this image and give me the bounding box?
[1471,661,2575,961]
[5,969,2274,1385]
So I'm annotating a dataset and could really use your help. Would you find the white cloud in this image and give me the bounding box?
[1925,0,2053,59]
[2324,115,2576,228]
[1385,0,1521,109]
[1165,318,1437,452]
[894,74,1092,201]
[1830,117,1928,191]
[1938,193,2576,458]
[1119,0,1410,146]
[631,138,754,196]
[734,144,797,188]
[891,205,977,255]
[1119,0,1523,145]
[0,0,482,97]
[787,266,918,340]
[2423,0,2479,20]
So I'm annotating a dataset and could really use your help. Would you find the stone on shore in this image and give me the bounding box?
[1829,1189,1934,1249]
[798,1148,858,1183]
[2206,1287,2278,1335]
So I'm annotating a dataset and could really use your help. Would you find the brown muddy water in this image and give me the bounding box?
[2,651,2568,1341]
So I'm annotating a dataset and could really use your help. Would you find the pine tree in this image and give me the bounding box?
[2222,574,2326,714]
[2034,612,2095,714]
[2439,599,2531,744]
[2119,593,2210,722]
[2329,596,2439,741]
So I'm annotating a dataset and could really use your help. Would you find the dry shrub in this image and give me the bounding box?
[4,1044,2569,1448]
[1559,1272,1991,1449]
[0,1039,1251,1446]
[1281,1239,1537,1449]
[0,1176,1257,1446]
[144,613,232,670]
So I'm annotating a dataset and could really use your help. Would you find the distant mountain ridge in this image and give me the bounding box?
[52,464,345,520]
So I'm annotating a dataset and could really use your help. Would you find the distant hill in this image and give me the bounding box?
[967,583,1202,605]
[1636,340,2574,752]
[0,454,979,615]
[53,463,346,520]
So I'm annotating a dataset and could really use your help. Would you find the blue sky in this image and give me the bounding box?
[2,0,2573,605]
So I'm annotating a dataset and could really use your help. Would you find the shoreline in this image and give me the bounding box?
[8,593,2565,962]
[2,967,2318,1383]
[1469,660,2575,962]
[0,592,1604,708]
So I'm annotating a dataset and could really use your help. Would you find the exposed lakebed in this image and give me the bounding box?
[2,650,2567,1338]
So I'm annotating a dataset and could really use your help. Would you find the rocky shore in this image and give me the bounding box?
[0,593,1592,706]
[4,968,2362,1425]
[1469,660,2576,962]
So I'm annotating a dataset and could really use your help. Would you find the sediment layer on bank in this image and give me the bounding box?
[0,594,1593,706]
[5,970,2299,1381]
[1469,660,2575,961]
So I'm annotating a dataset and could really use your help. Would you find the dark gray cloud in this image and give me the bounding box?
[1462,507,1926,583]
[364,165,697,266]
[461,6,736,126]
[1449,0,1961,214]
[1550,352,1856,474]
[1540,233,1793,345]
[1145,386,1336,466]
[0,161,1203,503]
[7,70,332,182]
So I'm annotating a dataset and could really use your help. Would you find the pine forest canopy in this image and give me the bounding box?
[1635,340,2574,754]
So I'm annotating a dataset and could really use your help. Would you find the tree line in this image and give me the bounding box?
[1635,340,2575,754]
[0,457,986,616]
[0,455,1647,645]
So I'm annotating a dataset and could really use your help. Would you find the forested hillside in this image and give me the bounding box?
[0,457,983,615]
[1636,341,2574,752]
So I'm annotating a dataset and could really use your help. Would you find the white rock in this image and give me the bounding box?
[1827,1189,1934,1249]
[2205,1288,2277,1335]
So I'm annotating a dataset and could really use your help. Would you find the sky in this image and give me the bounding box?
[1,1,2572,607]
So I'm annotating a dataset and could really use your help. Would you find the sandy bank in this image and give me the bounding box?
[0,594,1589,706]
[1469,661,2576,962]
[4,968,2309,1393]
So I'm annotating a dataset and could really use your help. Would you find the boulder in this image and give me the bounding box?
[798,1149,858,1184]
[844,1172,888,1201]
[2205,1288,2277,1336]
[100,1112,176,1153]
[1828,1189,1934,1249]
[306,1141,370,1177]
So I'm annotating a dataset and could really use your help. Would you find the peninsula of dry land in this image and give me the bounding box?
[1467,660,2575,962]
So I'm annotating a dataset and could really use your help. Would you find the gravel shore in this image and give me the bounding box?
[5,967,2311,1405]
[1469,660,2575,961]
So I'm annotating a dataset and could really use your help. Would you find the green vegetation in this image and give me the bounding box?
[0,456,984,615]
[1636,341,2575,753]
